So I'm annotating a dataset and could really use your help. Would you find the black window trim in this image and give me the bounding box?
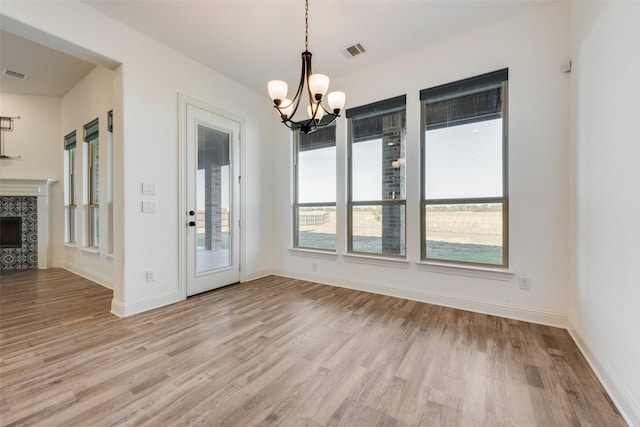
[420,69,509,268]
[293,125,337,252]
[347,94,408,258]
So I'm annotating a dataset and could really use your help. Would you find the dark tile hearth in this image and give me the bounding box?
[0,196,37,270]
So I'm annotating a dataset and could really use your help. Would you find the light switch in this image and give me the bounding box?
[142,201,156,213]
[142,182,156,195]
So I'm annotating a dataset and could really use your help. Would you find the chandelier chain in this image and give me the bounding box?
[305,0,309,51]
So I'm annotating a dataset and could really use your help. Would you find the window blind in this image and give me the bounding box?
[84,118,99,142]
[64,131,76,150]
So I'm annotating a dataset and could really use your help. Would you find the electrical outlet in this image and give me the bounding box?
[145,270,155,282]
[519,277,531,290]
[312,263,317,272]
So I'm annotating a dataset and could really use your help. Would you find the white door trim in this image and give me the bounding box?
[178,93,246,301]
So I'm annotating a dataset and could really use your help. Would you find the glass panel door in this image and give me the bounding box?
[185,101,240,297]
[196,124,231,274]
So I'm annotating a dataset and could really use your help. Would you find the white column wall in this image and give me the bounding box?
[569,1,640,425]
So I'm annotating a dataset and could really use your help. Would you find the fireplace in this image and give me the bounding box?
[0,179,54,270]
[0,217,22,248]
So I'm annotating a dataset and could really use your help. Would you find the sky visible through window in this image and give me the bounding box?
[352,139,383,201]
[298,146,337,203]
[298,139,393,203]
[425,119,502,199]
[298,119,501,203]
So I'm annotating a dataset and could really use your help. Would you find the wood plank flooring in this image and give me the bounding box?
[0,268,626,426]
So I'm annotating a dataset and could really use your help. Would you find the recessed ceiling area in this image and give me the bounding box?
[0,30,96,97]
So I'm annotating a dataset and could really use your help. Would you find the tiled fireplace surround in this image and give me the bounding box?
[0,179,54,270]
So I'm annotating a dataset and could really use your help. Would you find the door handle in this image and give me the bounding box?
[188,221,196,227]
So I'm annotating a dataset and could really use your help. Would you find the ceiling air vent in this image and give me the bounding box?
[2,69,28,80]
[343,43,366,58]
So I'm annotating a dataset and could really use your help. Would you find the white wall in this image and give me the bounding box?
[0,93,62,268]
[1,0,274,316]
[113,21,274,315]
[0,93,61,179]
[60,65,115,287]
[273,2,572,327]
[569,1,640,425]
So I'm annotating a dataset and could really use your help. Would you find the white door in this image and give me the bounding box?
[185,103,241,296]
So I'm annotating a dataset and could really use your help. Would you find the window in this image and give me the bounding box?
[294,125,336,250]
[421,69,508,267]
[347,95,406,257]
[64,131,77,244]
[107,110,113,254]
[84,118,99,248]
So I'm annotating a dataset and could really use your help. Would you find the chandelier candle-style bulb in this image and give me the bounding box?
[268,80,288,105]
[309,74,329,100]
[267,0,346,133]
[328,91,346,113]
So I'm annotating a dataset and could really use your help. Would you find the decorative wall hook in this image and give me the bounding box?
[0,116,22,159]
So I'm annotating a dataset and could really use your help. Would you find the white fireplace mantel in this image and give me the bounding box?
[0,178,56,269]
[0,179,55,197]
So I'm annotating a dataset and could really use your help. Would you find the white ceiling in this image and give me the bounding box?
[0,30,96,97]
[1,1,555,97]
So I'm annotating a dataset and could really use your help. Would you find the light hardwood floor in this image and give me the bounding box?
[0,269,626,426]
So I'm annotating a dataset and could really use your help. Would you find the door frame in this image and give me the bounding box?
[178,94,246,300]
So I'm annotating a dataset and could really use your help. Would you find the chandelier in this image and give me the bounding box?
[267,0,346,134]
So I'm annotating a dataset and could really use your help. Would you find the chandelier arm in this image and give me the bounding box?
[323,114,339,127]
[318,102,333,115]
[294,113,339,134]
[304,52,316,116]
[280,52,308,122]
[309,99,319,121]
[280,118,294,129]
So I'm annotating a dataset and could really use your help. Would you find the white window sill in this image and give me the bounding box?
[64,243,77,249]
[289,248,338,260]
[416,261,514,281]
[80,247,100,255]
[105,253,114,259]
[343,253,410,269]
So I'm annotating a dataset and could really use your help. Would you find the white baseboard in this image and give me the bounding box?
[568,322,640,427]
[62,263,112,290]
[242,268,273,282]
[48,257,64,269]
[110,290,181,317]
[109,269,273,318]
[272,268,568,328]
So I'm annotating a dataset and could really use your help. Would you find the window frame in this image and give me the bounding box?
[64,131,77,244]
[106,110,114,255]
[420,69,509,268]
[293,125,337,252]
[84,118,99,249]
[346,95,407,258]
